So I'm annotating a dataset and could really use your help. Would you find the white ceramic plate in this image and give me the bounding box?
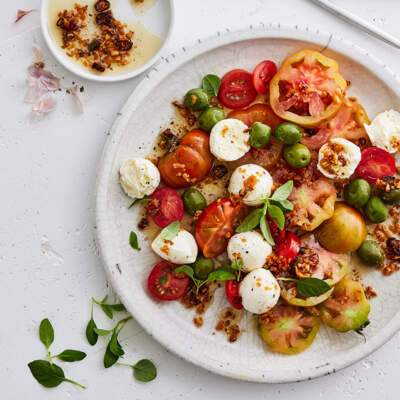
[95,25,400,382]
[40,0,174,82]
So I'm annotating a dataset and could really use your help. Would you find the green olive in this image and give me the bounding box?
[198,107,226,132]
[182,188,207,216]
[184,88,210,111]
[283,143,311,168]
[249,122,272,148]
[364,196,388,223]
[344,179,371,208]
[274,122,303,144]
[379,189,400,205]
[193,255,214,279]
[357,240,384,267]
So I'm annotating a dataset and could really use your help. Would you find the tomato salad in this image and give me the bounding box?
[120,49,400,355]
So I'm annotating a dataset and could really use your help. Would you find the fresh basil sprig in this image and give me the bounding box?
[175,265,235,293]
[202,74,221,97]
[159,220,180,241]
[91,295,126,319]
[129,231,140,251]
[279,277,331,297]
[235,180,294,246]
[118,359,157,382]
[229,259,244,281]
[28,319,86,390]
[129,195,151,209]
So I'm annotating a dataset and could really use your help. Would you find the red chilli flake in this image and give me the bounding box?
[15,9,36,23]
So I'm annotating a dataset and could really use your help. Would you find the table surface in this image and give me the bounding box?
[1,1,400,399]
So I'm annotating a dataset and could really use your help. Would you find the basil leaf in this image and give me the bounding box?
[104,342,119,368]
[296,277,331,297]
[267,204,285,231]
[159,273,167,286]
[260,214,275,245]
[201,74,221,97]
[86,318,98,346]
[159,220,180,241]
[207,269,236,282]
[133,359,157,382]
[129,196,151,209]
[39,318,54,349]
[100,295,108,303]
[229,259,243,281]
[271,199,294,213]
[218,263,236,275]
[55,350,87,362]
[129,231,140,251]
[270,180,294,201]
[93,327,113,336]
[174,265,205,289]
[235,208,263,233]
[109,303,126,312]
[109,332,125,357]
[101,304,113,319]
[28,360,64,388]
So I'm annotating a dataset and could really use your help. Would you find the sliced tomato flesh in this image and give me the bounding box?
[356,147,396,183]
[147,261,189,301]
[225,280,243,309]
[276,232,301,261]
[252,60,277,94]
[149,187,184,228]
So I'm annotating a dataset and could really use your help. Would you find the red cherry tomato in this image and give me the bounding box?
[218,69,257,109]
[225,280,243,309]
[356,147,396,183]
[267,216,286,245]
[276,232,301,262]
[147,261,189,301]
[149,187,184,228]
[252,60,277,94]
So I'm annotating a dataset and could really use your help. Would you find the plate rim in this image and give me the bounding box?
[95,24,400,383]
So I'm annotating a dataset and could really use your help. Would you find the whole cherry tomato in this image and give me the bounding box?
[252,60,277,94]
[356,147,396,183]
[225,280,243,309]
[147,261,189,301]
[195,198,248,258]
[218,69,257,109]
[158,130,213,188]
[149,187,184,228]
[276,232,301,262]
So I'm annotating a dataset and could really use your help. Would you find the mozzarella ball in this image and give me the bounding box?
[151,229,198,264]
[228,164,273,206]
[239,268,280,314]
[317,138,361,180]
[227,232,272,272]
[365,109,400,153]
[209,118,250,161]
[120,158,160,199]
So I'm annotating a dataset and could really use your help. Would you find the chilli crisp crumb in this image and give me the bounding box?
[364,286,377,299]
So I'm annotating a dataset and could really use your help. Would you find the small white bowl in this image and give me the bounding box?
[40,0,174,82]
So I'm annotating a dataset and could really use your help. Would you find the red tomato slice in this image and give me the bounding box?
[147,261,189,301]
[195,198,248,258]
[149,187,184,228]
[252,60,277,94]
[218,69,257,109]
[225,280,243,309]
[356,147,396,183]
[276,232,301,262]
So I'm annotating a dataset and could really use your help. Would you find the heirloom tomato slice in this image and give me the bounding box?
[356,147,396,183]
[269,49,347,127]
[149,187,184,228]
[158,129,213,188]
[301,98,370,150]
[259,304,321,354]
[195,198,248,259]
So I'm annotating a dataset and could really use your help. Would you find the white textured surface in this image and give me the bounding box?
[1,0,400,398]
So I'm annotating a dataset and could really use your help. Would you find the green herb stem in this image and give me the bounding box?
[63,378,87,389]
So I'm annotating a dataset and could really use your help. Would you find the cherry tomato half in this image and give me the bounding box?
[276,232,301,262]
[356,147,396,183]
[252,60,277,94]
[267,216,286,245]
[147,261,189,301]
[218,69,257,109]
[195,198,248,258]
[225,280,243,309]
[149,187,184,228]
